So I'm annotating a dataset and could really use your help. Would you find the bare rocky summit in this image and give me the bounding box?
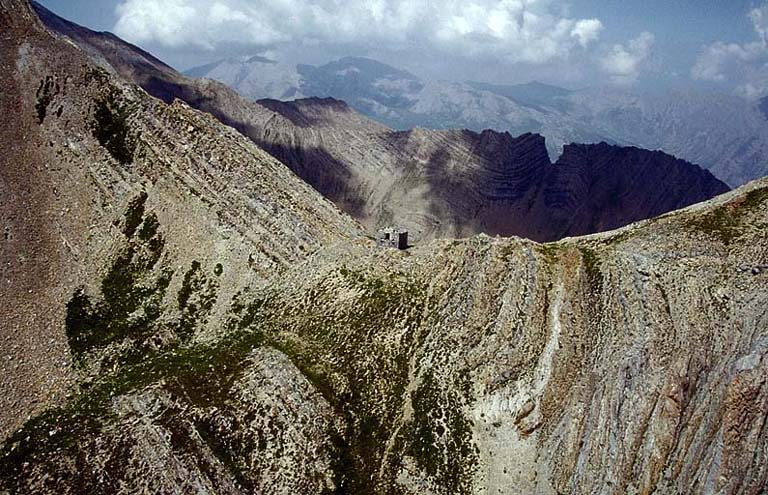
[1,1,767,495]
[31,1,729,244]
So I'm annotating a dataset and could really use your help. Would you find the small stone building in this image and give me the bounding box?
[377,227,408,249]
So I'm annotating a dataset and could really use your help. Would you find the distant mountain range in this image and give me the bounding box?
[186,55,768,187]
[29,1,729,243]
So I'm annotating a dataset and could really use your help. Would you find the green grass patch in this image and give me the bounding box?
[66,201,171,362]
[579,247,603,287]
[687,186,768,245]
[404,370,477,495]
[35,76,58,124]
[176,261,219,340]
[123,191,148,238]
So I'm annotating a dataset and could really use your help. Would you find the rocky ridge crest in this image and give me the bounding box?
[0,1,766,494]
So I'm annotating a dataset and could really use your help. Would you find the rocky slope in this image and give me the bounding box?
[187,55,768,187]
[31,1,730,244]
[249,99,727,242]
[0,0,361,443]
[2,1,768,494]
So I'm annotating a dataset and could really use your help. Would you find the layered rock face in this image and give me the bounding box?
[540,142,732,238]
[210,97,728,243]
[31,1,729,243]
[0,0,360,442]
[2,2,767,495]
[3,96,768,493]
[186,54,768,188]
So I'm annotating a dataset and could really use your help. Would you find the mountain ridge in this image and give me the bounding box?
[247,96,727,241]
[1,1,767,493]
[187,54,768,187]
[30,0,730,243]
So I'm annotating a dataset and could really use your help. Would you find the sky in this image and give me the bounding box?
[34,0,768,96]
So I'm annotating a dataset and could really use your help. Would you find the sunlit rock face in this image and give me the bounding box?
[0,2,766,494]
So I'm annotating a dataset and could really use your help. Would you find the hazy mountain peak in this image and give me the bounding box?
[245,54,277,64]
[329,56,420,80]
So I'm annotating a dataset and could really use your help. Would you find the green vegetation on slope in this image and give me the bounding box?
[175,260,219,340]
[405,370,478,495]
[90,88,138,165]
[687,187,768,244]
[257,266,428,493]
[65,226,170,361]
[6,259,484,494]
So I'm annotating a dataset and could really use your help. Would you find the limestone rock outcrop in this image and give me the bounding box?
[0,2,765,495]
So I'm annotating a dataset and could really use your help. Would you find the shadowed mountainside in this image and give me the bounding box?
[187,54,768,188]
[32,1,728,243]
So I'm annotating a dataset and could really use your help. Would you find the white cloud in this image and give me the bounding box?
[600,31,654,84]
[115,0,200,48]
[114,0,603,65]
[692,2,768,97]
[571,19,602,48]
[750,4,768,44]
[691,41,764,82]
